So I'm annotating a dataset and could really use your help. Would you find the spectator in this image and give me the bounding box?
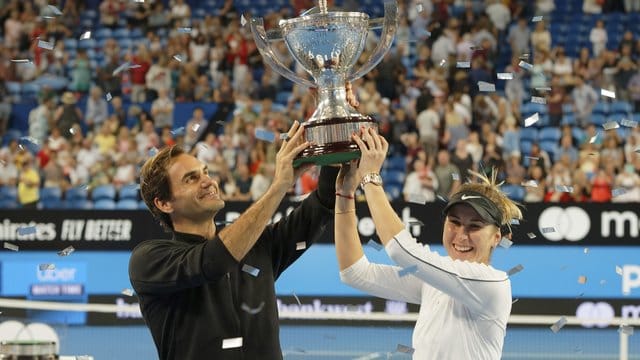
[485,0,511,33]
[97,54,123,98]
[0,152,18,187]
[151,88,175,130]
[145,55,171,101]
[547,75,565,127]
[54,92,83,139]
[507,17,531,56]
[170,0,191,27]
[85,86,109,131]
[17,156,40,209]
[505,152,526,185]
[416,97,441,158]
[403,157,439,203]
[572,76,599,128]
[250,163,274,201]
[451,138,475,182]
[100,0,125,29]
[591,168,613,202]
[230,162,252,201]
[70,49,91,93]
[589,19,608,57]
[523,165,546,202]
[558,134,579,165]
[531,20,552,54]
[28,95,56,144]
[131,45,152,103]
[612,163,640,202]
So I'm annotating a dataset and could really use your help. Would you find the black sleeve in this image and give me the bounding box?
[316,165,340,209]
[128,238,238,295]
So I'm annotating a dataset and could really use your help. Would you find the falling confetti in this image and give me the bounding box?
[3,242,19,251]
[241,302,265,315]
[507,264,524,276]
[121,288,134,296]
[499,237,513,248]
[292,292,302,306]
[620,119,638,128]
[416,3,424,12]
[148,147,158,157]
[10,59,31,63]
[524,113,539,127]
[177,27,192,34]
[589,132,599,144]
[367,239,383,251]
[191,123,200,132]
[106,93,112,102]
[408,220,424,227]
[170,127,185,136]
[518,60,533,71]
[601,89,616,99]
[222,337,243,349]
[578,275,587,284]
[497,72,514,80]
[451,172,460,181]
[37,40,54,50]
[584,248,589,254]
[396,344,415,354]
[17,226,37,236]
[407,193,427,205]
[527,233,536,239]
[478,81,495,92]
[46,4,63,16]
[535,86,552,92]
[531,96,546,104]
[532,15,544,22]
[240,14,247,26]
[616,265,623,275]
[602,121,619,130]
[172,54,184,62]
[439,59,446,67]
[296,242,306,250]
[255,128,276,143]
[555,185,574,193]
[80,31,91,40]
[241,264,260,277]
[398,265,418,277]
[612,188,627,197]
[541,227,556,233]
[58,246,75,257]
[279,133,289,141]
[39,263,55,271]
[510,219,520,225]
[525,156,540,161]
[619,325,634,336]
[522,180,538,187]
[550,316,568,333]
[456,61,470,68]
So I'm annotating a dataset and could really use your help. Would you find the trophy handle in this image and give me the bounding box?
[249,17,316,88]
[348,1,398,81]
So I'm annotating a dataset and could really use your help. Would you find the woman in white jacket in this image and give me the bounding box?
[334,127,522,359]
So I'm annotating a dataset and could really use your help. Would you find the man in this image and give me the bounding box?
[128,121,338,360]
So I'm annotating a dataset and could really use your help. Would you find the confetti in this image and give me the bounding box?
[436,194,448,203]
[499,237,513,248]
[510,218,520,225]
[524,113,539,127]
[601,279,607,285]
[527,233,536,239]
[367,239,383,251]
[407,193,427,205]
[398,265,418,277]
[80,31,91,40]
[601,89,616,99]
[518,60,533,71]
[439,59,446,67]
[619,325,634,336]
[451,172,460,181]
[191,123,200,132]
[172,54,184,62]
[497,72,514,80]
[525,156,540,161]
[2,242,18,251]
[602,121,619,130]
[37,40,54,50]
[589,132,599,144]
[39,263,55,271]
[241,264,260,277]
[10,59,31,63]
[541,227,556,233]
[170,127,185,136]
[522,180,538,187]
[531,96,546,104]
[296,241,306,250]
[535,87,552,92]
[532,15,544,22]
[177,27,192,34]
[519,53,531,60]
[612,188,627,197]
[578,275,587,284]
[396,344,415,354]
[292,292,302,305]
[550,316,568,333]
[478,81,495,92]
[241,301,265,315]
[106,93,112,102]
[121,288,134,296]
[240,14,247,26]
[279,133,289,141]
[456,61,470,68]
[408,220,424,227]
[47,5,63,16]
[57,246,75,256]
[214,220,234,226]
[555,185,574,193]
[635,147,640,153]
[507,264,524,276]
[76,356,91,360]
[255,128,276,143]
[17,226,37,236]
[148,147,158,157]
[222,337,243,349]
[616,265,623,275]
[512,298,519,304]
[416,3,424,12]
[584,248,589,254]
[621,119,638,128]
[112,62,132,76]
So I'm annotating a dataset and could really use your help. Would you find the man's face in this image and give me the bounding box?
[163,154,224,223]
[442,204,500,264]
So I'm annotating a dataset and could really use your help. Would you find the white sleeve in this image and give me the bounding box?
[385,229,511,319]
[340,255,422,305]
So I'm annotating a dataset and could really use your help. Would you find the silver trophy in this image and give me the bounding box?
[250,1,398,166]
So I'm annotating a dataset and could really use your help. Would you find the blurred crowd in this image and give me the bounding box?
[2,0,640,209]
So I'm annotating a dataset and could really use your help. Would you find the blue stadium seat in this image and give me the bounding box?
[0,186,18,201]
[63,38,77,50]
[520,141,533,156]
[113,28,131,39]
[384,184,402,201]
[118,185,139,201]
[77,38,97,50]
[501,184,525,202]
[572,127,585,143]
[590,113,607,126]
[538,127,562,143]
[115,199,139,210]
[275,91,292,105]
[385,155,406,171]
[562,103,574,115]
[65,186,89,201]
[68,199,93,210]
[91,185,116,201]
[519,127,538,143]
[610,101,632,115]
[539,141,559,162]
[0,199,19,209]
[138,200,148,210]
[40,198,66,209]
[40,187,62,201]
[94,199,116,210]
[382,170,405,187]
[592,102,609,116]
[94,28,113,40]
[561,113,576,126]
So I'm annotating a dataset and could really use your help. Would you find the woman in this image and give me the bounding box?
[334,127,522,359]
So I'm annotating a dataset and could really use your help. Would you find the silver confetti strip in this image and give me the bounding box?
[522,180,538,187]
[602,121,620,130]
[527,232,536,239]
[541,227,556,233]
[535,87,552,92]
[47,4,63,15]
[408,220,424,227]
[451,172,460,181]
[589,133,599,144]
[518,60,533,71]
[555,185,574,193]
[191,123,200,132]
[5,242,20,251]
[512,298,519,304]
[58,246,75,256]
[497,72,514,80]
[121,288,134,296]
[507,264,524,276]
[398,265,418,277]
[439,59,446,67]
[39,263,55,271]
[177,27,192,34]
[416,3,424,12]
[407,193,427,205]
[366,239,383,251]
[612,188,627,197]
[396,344,415,354]
[241,264,260,277]
[510,218,520,225]
[17,226,37,236]
[456,61,470,68]
[532,15,543,22]
[106,93,112,102]
[531,96,546,104]
[616,265,624,275]
[279,133,289,140]
[240,14,247,26]
[584,248,589,254]
[172,54,184,62]
[222,337,243,349]
[620,119,638,128]
[241,301,265,315]
[295,242,306,250]
[170,127,185,136]
[255,128,276,143]
[619,324,634,336]
[499,237,513,248]
[550,316,568,333]
[478,81,496,92]
[524,113,539,127]
[601,89,616,99]
[37,40,54,50]
[10,59,31,63]
[525,156,540,161]
[80,31,91,40]
[292,292,302,306]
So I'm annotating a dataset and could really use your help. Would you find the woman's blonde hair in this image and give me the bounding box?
[457,169,523,233]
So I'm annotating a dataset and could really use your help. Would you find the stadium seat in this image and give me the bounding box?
[113,28,131,39]
[115,199,139,210]
[571,127,585,143]
[0,186,18,202]
[0,199,19,209]
[538,127,562,143]
[590,113,607,126]
[519,127,538,143]
[382,170,406,187]
[592,102,609,116]
[40,187,62,201]
[610,101,632,115]
[77,38,96,50]
[94,28,113,40]
[385,155,406,171]
[68,199,93,210]
[561,113,576,126]
[40,198,66,209]
[501,184,525,202]
[63,38,77,50]
[91,185,116,201]
[384,184,402,201]
[520,141,533,156]
[138,200,148,210]
[539,141,559,162]
[118,185,139,201]
[65,186,89,201]
[94,199,116,210]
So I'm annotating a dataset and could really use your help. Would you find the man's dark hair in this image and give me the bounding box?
[140,146,185,231]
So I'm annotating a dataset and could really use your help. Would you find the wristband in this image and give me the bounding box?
[335,192,355,199]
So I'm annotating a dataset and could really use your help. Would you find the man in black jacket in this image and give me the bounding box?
[129,121,338,359]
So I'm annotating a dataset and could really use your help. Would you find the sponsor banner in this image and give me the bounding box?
[2,202,639,250]
[1,261,87,295]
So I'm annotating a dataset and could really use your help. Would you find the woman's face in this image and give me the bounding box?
[442,204,501,264]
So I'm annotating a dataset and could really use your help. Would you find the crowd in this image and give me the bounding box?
[2,0,640,209]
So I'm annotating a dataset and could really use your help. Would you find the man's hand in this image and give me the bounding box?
[336,127,389,195]
[273,120,312,191]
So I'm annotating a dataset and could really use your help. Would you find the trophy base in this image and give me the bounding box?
[293,142,362,166]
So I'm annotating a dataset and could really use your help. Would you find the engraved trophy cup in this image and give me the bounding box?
[250,1,398,166]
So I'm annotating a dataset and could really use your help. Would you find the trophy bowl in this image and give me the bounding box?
[250,1,398,166]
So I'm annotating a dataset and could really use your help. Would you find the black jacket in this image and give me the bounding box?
[129,167,337,360]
